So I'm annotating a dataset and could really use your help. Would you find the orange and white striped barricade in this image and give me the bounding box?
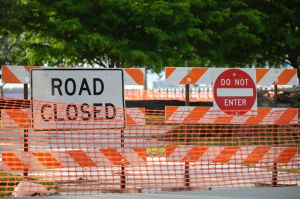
[125,108,146,126]
[123,68,145,85]
[164,145,299,165]
[165,67,298,86]
[1,147,147,172]
[1,65,42,84]
[165,106,298,125]
[256,68,298,85]
[2,65,145,86]
[165,67,212,84]
[1,107,145,128]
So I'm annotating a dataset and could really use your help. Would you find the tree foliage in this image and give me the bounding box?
[1,0,299,79]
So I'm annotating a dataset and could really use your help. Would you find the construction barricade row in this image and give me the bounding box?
[0,97,299,196]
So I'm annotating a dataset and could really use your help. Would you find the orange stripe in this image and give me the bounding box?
[32,152,62,168]
[256,69,269,84]
[133,148,147,162]
[2,152,27,171]
[246,108,271,125]
[277,148,297,163]
[179,68,208,84]
[66,150,97,167]
[124,68,144,85]
[3,109,30,128]
[183,107,210,123]
[24,66,41,71]
[181,146,208,162]
[214,116,233,124]
[165,106,179,121]
[165,67,176,79]
[276,108,297,125]
[100,148,129,165]
[276,69,296,85]
[165,146,177,157]
[2,65,21,83]
[213,146,240,163]
[243,147,269,164]
[126,113,137,125]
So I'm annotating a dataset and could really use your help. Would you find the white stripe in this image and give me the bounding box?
[217,88,253,97]
[9,66,30,83]
[258,69,283,85]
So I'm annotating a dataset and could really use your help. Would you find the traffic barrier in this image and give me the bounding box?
[2,65,41,83]
[165,67,298,85]
[1,66,145,85]
[165,146,298,164]
[1,107,145,128]
[2,148,147,171]
[165,106,298,125]
[0,97,299,196]
[123,68,145,85]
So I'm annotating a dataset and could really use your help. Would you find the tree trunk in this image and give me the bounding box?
[289,57,300,85]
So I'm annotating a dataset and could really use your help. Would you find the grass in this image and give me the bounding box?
[0,171,57,196]
[286,169,300,174]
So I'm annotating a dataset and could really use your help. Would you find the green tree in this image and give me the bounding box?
[0,0,26,65]
[247,0,300,81]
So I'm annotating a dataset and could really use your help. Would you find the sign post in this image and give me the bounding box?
[213,68,257,115]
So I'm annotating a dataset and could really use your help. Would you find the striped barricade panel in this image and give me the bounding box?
[123,68,145,85]
[1,148,147,171]
[2,65,42,83]
[2,65,145,85]
[165,67,298,85]
[125,108,146,126]
[165,67,211,84]
[1,109,31,128]
[165,146,299,165]
[165,106,298,125]
[256,68,298,85]
[1,107,145,128]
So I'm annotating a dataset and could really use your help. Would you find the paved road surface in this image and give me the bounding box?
[48,187,300,199]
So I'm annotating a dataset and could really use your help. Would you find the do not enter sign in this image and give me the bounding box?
[213,69,257,115]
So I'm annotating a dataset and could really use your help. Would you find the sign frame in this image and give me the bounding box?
[30,68,126,129]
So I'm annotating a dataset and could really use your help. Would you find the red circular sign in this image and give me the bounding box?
[214,69,256,115]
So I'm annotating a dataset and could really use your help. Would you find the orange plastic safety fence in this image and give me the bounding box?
[0,97,299,196]
[125,89,213,101]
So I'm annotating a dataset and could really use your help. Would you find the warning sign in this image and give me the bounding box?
[31,68,125,129]
[213,68,257,115]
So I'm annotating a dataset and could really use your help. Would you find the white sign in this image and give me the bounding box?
[213,68,257,115]
[31,69,125,129]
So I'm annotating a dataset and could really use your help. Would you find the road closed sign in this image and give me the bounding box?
[31,68,125,129]
[213,68,257,115]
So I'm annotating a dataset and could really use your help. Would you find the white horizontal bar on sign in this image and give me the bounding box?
[216,88,254,97]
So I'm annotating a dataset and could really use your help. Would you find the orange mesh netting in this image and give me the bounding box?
[125,89,213,101]
[0,97,299,196]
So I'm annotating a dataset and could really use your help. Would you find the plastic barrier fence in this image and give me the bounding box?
[0,98,299,196]
[125,89,213,101]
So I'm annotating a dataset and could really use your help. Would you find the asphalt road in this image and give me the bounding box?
[48,187,300,199]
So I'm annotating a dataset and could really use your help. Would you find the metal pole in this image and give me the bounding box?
[184,84,190,189]
[120,129,126,190]
[23,83,29,177]
[272,84,278,186]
